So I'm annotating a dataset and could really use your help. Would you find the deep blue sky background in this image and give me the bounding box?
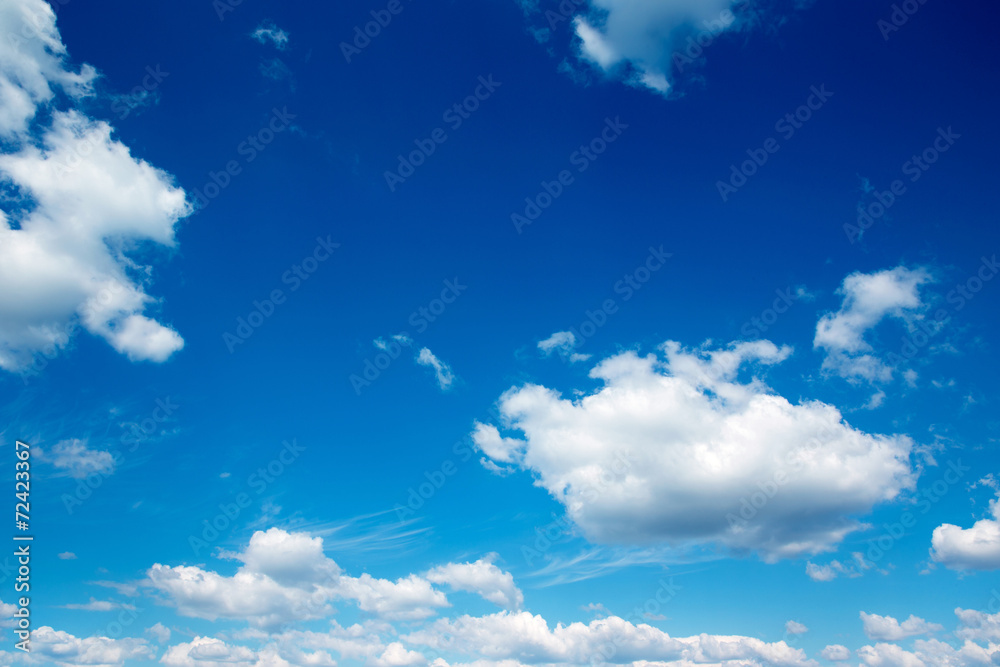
[2,0,999,663]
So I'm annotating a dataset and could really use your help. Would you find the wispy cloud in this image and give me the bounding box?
[250,20,289,50]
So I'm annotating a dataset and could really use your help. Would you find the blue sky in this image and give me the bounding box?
[0,0,999,664]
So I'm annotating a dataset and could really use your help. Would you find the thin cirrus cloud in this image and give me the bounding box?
[0,0,190,373]
[472,339,919,562]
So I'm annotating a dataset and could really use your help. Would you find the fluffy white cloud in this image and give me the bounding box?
[35,438,114,479]
[147,528,448,627]
[857,642,927,667]
[814,266,933,383]
[0,0,190,373]
[930,494,1000,570]
[861,613,943,641]
[569,0,759,95]
[146,562,329,629]
[338,572,449,621]
[473,340,918,561]
[146,622,171,644]
[956,607,1000,643]
[404,611,813,667]
[538,331,591,363]
[0,0,95,136]
[160,636,331,667]
[277,621,396,663]
[426,555,524,609]
[856,638,998,667]
[233,527,342,586]
[416,347,456,390]
[821,645,851,661]
[31,626,153,666]
[370,642,427,667]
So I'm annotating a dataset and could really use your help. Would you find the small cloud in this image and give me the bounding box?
[416,347,455,390]
[250,20,289,50]
[480,457,514,477]
[219,472,230,479]
[785,620,809,635]
[863,390,886,410]
[794,285,817,302]
[583,602,610,616]
[35,439,114,479]
[538,330,591,362]
[972,474,999,493]
[814,265,934,384]
[146,622,171,644]
[821,645,851,662]
[58,552,77,560]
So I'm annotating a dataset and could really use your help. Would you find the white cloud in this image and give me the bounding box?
[473,340,918,561]
[568,0,759,96]
[930,494,1000,570]
[231,527,342,586]
[160,636,320,667]
[147,528,448,628]
[35,438,114,479]
[146,561,329,629]
[417,347,456,390]
[857,642,926,667]
[538,330,591,363]
[31,626,153,666]
[0,0,189,373]
[404,611,813,667]
[370,642,426,667]
[861,612,943,641]
[786,621,809,635]
[251,20,290,50]
[338,572,449,621]
[815,266,933,383]
[58,551,77,560]
[955,607,1000,643]
[0,0,96,136]
[805,562,838,582]
[146,622,171,644]
[821,645,851,661]
[426,555,524,610]
[858,637,998,667]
